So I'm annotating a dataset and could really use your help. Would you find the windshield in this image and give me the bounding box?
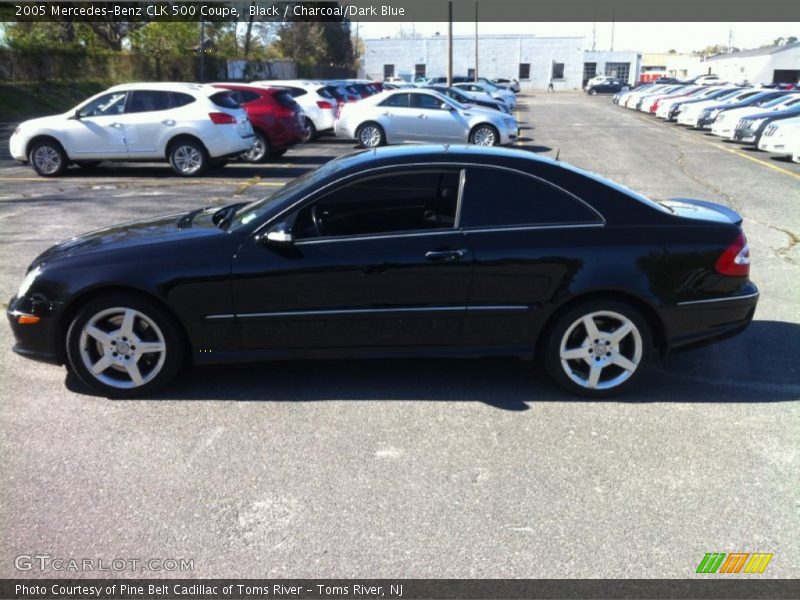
[762,94,795,108]
[229,159,345,230]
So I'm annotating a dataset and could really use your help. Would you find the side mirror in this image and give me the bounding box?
[440,103,453,111]
[69,109,82,120]
[262,222,294,245]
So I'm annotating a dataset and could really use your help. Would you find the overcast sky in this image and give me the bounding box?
[357,22,799,53]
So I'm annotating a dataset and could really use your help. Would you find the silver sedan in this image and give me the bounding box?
[334,89,519,148]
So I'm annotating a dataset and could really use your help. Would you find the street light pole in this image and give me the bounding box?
[474,2,478,81]
[447,1,453,87]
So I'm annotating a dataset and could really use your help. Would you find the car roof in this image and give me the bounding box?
[106,82,218,95]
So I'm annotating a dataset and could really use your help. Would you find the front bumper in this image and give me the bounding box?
[9,131,27,162]
[662,283,759,352]
[7,294,63,365]
[696,115,717,129]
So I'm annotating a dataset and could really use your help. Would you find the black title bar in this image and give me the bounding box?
[1,0,798,22]
[2,579,800,600]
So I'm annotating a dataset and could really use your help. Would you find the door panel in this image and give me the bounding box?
[61,117,128,158]
[231,232,473,349]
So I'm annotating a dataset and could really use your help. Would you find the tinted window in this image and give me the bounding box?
[460,167,600,228]
[172,92,195,107]
[380,93,411,108]
[294,170,461,239]
[285,87,308,98]
[128,90,173,113]
[413,94,446,109]
[235,90,261,104]
[210,91,239,108]
[273,90,299,109]
[78,92,127,117]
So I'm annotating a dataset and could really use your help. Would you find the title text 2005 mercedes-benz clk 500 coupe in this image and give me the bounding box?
[7,146,758,398]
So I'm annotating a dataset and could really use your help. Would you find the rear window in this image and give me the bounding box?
[210,91,239,109]
[273,90,299,109]
[316,87,334,99]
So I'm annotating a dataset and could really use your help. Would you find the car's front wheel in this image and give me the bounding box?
[29,140,68,177]
[356,122,385,148]
[589,88,598,96]
[544,300,652,397]
[469,124,499,146]
[65,293,185,398]
[168,139,208,176]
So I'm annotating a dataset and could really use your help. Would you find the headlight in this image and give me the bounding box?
[17,266,41,298]
[710,109,721,118]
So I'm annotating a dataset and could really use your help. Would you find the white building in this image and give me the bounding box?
[702,42,800,85]
[363,34,587,90]
[582,50,641,86]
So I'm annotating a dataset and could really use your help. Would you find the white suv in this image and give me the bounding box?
[10,82,254,177]
[252,80,337,140]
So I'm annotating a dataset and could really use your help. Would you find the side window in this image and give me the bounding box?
[78,92,127,117]
[379,93,411,108]
[413,94,446,110]
[293,170,462,240]
[171,92,196,108]
[460,167,601,228]
[128,90,172,113]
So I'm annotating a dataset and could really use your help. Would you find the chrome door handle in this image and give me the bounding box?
[417,114,427,118]
[381,112,391,116]
[425,249,467,262]
[108,123,123,128]
[161,119,176,126]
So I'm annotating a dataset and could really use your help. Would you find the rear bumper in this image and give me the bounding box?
[662,283,759,352]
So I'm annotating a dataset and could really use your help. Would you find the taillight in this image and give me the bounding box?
[317,100,334,109]
[209,112,236,125]
[715,232,750,277]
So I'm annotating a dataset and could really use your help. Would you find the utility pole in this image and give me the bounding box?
[198,19,205,82]
[447,1,453,86]
[474,2,479,81]
[610,11,615,52]
[592,21,596,51]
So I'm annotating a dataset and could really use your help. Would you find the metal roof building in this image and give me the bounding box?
[702,42,800,85]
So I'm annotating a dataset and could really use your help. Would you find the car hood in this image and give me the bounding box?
[32,208,226,267]
[19,112,72,130]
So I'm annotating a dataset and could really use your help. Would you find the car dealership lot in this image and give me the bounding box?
[0,94,797,578]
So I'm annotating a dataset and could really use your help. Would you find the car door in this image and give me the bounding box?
[375,93,419,142]
[124,90,193,157]
[409,93,467,142]
[458,166,605,347]
[231,168,473,350]
[60,91,128,159]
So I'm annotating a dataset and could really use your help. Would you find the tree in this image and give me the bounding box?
[772,36,798,46]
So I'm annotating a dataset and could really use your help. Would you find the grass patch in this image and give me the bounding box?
[0,81,111,121]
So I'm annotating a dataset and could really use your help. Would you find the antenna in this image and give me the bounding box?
[555,148,561,161]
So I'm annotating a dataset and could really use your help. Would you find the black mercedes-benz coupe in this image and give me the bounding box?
[7,145,758,398]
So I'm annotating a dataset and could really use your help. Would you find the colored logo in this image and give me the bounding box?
[696,552,773,574]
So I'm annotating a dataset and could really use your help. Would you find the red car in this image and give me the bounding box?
[212,83,309,163]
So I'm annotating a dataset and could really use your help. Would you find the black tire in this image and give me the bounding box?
[303,118,317,142]
[589,88,598,96]
[210,159,230,169]
[544,299,652,398]
[241,130,269,163]
[269,148,288,159]
[356,122,386,148]
[168,138,208,177]
[76,161,101,169]
[469,124,500,146]
[65,293,185,398]
[29,139,68,177]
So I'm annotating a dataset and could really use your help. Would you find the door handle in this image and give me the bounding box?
[161,119,176,126]
[417,114,427,119]
[425,249,467,262]
[108,123,123,128]
[381,112,391,116]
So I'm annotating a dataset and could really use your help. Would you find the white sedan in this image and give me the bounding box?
[334,89,518,148]
[758,116,800,157]
[9,82,253,176]
[454,82,516,109]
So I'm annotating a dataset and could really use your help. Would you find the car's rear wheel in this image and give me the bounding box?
[589,89,598,96]
[303,118,317,142]
[65,293,184,398]
[29,140,67,177]
[356,122,385,148]
[168,139,208,176]
[241,131,269,163]
[469,124,499,146]
[545,300,652,397]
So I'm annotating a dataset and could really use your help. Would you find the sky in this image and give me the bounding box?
[356,22,799,53]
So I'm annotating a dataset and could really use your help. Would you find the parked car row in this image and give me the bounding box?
[612,82,800,163]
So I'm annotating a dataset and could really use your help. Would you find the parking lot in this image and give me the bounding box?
[0,92,798,578]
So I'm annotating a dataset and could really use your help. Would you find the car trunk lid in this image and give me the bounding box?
[662,198,742,226]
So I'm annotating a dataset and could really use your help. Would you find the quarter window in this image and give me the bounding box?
[293,170,462,239]
[460,167,600,228]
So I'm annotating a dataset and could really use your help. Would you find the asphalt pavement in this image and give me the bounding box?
[0,93,797,579]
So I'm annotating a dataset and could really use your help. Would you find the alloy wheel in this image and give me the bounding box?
[172,144,203,175]
[558,310,643,391]
[359,125,383,148]
[32,145,63,175]
[78,307,167,390]
[242,134,267,162]
[471,126,497,146]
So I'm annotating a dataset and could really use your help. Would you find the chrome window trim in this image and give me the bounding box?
[463,222,605,234]
[294,229,464,246]
[676,292,759,306]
